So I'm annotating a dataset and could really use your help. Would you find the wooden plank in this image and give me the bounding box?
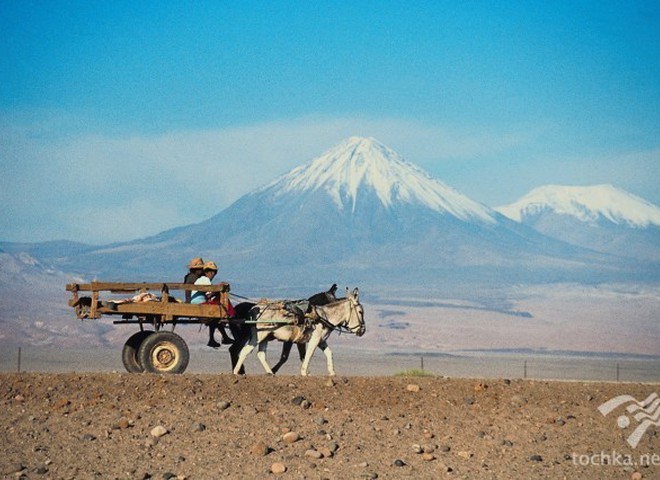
[66,282,230,293]
[100,301,230,319]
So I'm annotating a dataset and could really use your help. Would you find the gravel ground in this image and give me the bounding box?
[1,373,658,479]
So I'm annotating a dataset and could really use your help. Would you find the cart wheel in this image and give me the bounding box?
[137,331,189,374]
[122,331,153,373]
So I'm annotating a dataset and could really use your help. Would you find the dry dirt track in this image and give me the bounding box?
[1,373,658,479]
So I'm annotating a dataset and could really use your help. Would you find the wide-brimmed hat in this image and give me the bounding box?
[203,261,218,271]
[187,257,204,269]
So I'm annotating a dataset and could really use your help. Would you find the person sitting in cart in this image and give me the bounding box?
[184,257,205,303]
[191,261,235,348]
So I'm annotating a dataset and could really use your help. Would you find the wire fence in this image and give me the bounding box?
[2,347,659,383]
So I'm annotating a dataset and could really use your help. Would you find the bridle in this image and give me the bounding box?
[313,298,365,336]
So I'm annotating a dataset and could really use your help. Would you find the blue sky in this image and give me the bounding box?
[1,0,658,244]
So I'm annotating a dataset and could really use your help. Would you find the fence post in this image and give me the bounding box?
[523,360,527,379]
[17,347,21,373]
[420,356,424,372]
[616,363,620,382]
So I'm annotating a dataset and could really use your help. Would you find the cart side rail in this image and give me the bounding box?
[66,281,232,321]
[66,281,230,294]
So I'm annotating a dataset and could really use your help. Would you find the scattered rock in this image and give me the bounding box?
[317,446,333,458]
[305,449,323,459]
[282,431,300,444]
[216,401,230,411]
[250,441,270,456]
[144,436,159,448]
[150,426,168,438]
[406,384,420,392]
[474,382,488,392]
[291,396,305,406]
[2,371,636,478]
[8,463,25,474]
[437,461,454,473]
[270,462,286,474]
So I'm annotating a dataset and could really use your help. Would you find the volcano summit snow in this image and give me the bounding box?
[496,184,660,228]
[267,136,495,224]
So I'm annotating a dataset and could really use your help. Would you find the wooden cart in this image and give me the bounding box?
[66,281,233,374]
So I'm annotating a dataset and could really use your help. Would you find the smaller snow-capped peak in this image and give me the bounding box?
[264,136,496,223]
[496,184,660,228]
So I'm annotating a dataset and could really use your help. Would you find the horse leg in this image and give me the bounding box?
[271,342,293,374]
[317,340,335,376]
[233,328,257,375]
[296,343,306,361]
[256,341,274,375]
[300,330,322,376]
[228,323,248,374]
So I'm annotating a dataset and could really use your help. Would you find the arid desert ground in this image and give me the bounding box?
[2,372,658,479]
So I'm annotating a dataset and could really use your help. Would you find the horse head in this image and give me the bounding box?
[345,287,366,337]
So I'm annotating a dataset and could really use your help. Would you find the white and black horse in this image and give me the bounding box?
[228,284,337,374]
[232,287,365,376]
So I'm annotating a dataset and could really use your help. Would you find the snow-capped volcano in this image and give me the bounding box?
[496,185,660,261]
[496,184,660,228]
[264,136,496,224]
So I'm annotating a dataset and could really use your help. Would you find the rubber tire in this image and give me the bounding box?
[137,331,190,374]
[121,330,153,373]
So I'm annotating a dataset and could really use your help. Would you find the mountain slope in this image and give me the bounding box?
[496,185,660,260]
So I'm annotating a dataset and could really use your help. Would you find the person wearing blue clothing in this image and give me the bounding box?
[191,261,234,347]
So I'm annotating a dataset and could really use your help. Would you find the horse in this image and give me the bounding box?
[232,287,365,376]
[227,284,338,374]
[273,283,337,373]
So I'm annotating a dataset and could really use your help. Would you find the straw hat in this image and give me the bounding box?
[187,257,204,269]
[203,261,218,271]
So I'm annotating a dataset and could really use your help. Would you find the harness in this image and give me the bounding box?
[312,300,364,335]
